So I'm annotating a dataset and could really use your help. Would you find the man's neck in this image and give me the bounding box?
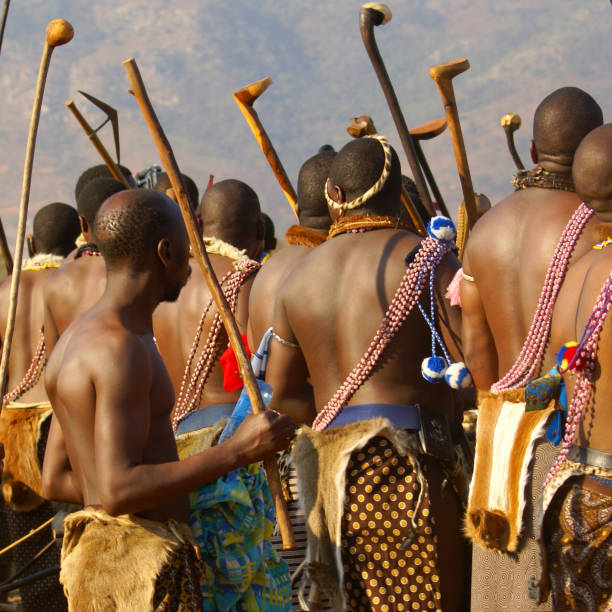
[101,270,159,334]
[538,160,572,174]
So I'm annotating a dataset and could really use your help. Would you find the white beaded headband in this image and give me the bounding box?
[324,134,392,212]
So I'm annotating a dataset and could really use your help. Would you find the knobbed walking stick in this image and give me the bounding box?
[123,57,295,550]
[0,19,74,407]
[359,3,436,219]
[500,112,525,170]
[233,77,298,219]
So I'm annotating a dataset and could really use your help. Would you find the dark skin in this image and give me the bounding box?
[42,191,293,523]
[154,186,260,413]
[550,123,612,495]
[153,253,255,412]
[43,218,106,352]
[462,143,597,389]
[266,183,467,609]
[0,264,58,402]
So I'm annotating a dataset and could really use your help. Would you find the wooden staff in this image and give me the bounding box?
[359,3,436,219]
[429,59,478,230]
[233,78,298,219]
[501,112,525,170]
[0,0,10,58]
[0,19,73,407]
[0,218,12,276]
[346,114,427,235]
[123,57,295,550]
[65,99,130,187]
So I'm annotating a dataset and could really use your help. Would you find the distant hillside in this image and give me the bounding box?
[0,0,610,247]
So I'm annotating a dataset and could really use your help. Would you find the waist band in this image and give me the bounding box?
[568,445,612,470]
[176,404,235,436]
[326,404,421,430]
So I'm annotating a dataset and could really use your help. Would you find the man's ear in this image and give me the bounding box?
[27,234,36,256]
[529,140,538,164]
[157,238,172,268]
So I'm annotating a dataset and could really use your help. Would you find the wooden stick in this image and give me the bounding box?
[500,112,525,170]
[0,0,10,58]
[429,59,478,229]
[0,517,53,558]
[359,3,436,219]
[0,19,73,409]
[65,99,130,187]
[123,57,295,550]
[233,78,298,219]
[0,218,12,276]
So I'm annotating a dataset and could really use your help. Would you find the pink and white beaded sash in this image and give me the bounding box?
[172,260,260,432]
[492,203,593,392]
[312,237,455,431]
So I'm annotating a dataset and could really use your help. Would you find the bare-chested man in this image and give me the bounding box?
[462,87,603,386]
[42,189,292,610]
[248,150,334,350]
[154,178,264,421]
[152,179,291,610]
[544,123,612,611]
[0,202,79,612]
[266,136,468,610]
[461,87,603,612]
[43,177,126,350]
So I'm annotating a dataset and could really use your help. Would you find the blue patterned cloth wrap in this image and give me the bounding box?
[188,379,291,610]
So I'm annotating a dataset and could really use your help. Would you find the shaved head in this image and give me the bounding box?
[573,124,612,215]
[328,137,402,217]
[297,151,335,230]
[200,179,263,258]
[533,87,603,165]
[94,189,186,271]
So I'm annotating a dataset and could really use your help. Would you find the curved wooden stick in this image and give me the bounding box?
[123,58,295,550]
[233,78,298,219]
[0,19,73,408]
[429,58,478,230]
[359,3,436,219]
[66,99,130,187]
[500,112,525,170]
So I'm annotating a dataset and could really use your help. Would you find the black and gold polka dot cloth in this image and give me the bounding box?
[341,436,442,611]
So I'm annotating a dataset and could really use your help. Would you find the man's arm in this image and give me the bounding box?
[42,415,83,504]
[94,336,293,516]
[460,249,499,389]
[265,293,316,425]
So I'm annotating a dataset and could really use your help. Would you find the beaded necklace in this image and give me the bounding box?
[312,234,454,431]
[327,214,411,239]
[492,203,593,392]
[171,260,260,432]
[2,331,46,405]
[544,271,612,487]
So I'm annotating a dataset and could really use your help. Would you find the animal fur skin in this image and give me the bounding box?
[0,401,52,511]
[60,508,200,612]
[292,417,423,611]
[466,389,554,552]
[175,419,228,460]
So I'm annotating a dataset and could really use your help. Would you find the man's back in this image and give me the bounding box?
[275,228,461,417]
[43,255,106,350]
[0,267,57,402]
[463,187,596,384]
[153,253,256,411]
[248,244,310,349]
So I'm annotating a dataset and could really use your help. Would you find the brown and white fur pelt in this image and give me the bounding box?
[60,508,198,612]
[291,418,423,611]
[466,388,555,552]
[0,401,52,511]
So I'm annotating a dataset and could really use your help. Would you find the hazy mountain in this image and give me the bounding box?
[0,0,610,247]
